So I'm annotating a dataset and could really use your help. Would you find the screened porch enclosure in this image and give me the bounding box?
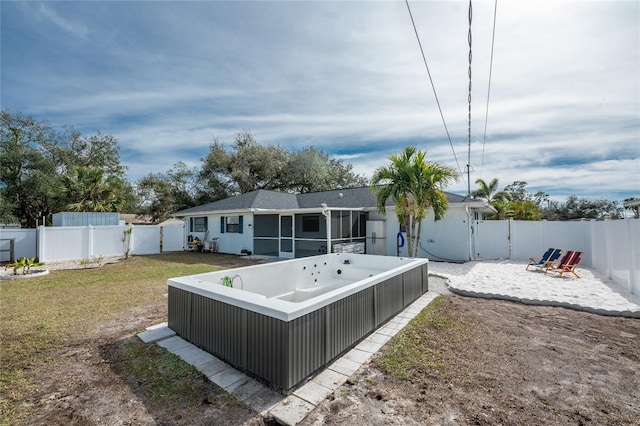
[253,211,368,258]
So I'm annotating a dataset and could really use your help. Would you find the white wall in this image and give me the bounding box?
[205,214,254,254]
[375,206,472,261]
[0,229,37,261]
[420,207,470,261]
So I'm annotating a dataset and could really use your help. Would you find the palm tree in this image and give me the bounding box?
[471,177,501,202]
[54,167,124,212]
[371,146,459,258]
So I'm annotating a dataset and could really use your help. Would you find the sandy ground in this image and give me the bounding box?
[429,260,640,317]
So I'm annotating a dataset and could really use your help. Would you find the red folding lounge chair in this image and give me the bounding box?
[544,251,583,278]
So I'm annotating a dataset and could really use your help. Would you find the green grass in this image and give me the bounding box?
[375,296,466,381]
[0,252,255,425]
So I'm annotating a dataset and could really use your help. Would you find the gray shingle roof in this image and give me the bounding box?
[175,186,475,216]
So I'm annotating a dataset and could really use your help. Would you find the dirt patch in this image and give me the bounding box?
[17,302,263,426]
[301,295,640,425]
[11,279,639,425]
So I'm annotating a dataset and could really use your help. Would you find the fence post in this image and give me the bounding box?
[626,219,638,295]
[88,225,94,259]
[38,226,45,262]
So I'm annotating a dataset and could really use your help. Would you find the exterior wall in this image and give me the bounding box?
[370,206,471,261]
[0,228,37,261]
[420,207,470,261]
[168,262,428,392]
[201,214,254,254]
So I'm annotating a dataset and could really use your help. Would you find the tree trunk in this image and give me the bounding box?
[415,219,423,258]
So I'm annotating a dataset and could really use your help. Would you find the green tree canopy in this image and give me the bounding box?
[1,110,131,226]
[371,146,459,258]
[199,131,367,196]
[135,162,204,223]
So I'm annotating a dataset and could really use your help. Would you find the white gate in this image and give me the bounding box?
[161,225,185,252]
[474,220,509,259]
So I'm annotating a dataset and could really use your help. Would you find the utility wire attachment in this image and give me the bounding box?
[480,0,498,177]
[405,0,463,179]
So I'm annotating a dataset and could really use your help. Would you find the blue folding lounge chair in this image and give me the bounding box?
[526,248,562,271]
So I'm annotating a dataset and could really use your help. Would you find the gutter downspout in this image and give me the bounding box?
[321,203,331,254]
[466,205,473,261]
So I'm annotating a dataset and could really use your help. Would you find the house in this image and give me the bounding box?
[174,186,495,261]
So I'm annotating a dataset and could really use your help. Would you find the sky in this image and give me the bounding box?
[1,0,639,203]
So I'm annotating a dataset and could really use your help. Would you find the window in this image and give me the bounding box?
[221,215,243,233]
[191,217,207,232]
[302,215,320,233]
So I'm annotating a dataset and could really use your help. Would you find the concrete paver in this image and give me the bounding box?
[174,345,215,368]
[198,357,230,378]
[327,356,361,377]
[311,368,349,390]
[211,366,247,389]
[137,324,175,343]
[156,335,191,352]
[269,395,316,426]
[293,380,333,406]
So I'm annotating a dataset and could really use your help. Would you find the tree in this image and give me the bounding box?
[287,147,367,193]
[371,146,459,258]
[136,162,202,223]
[199,131,368,196]
[53,167,126,212]
[1,111,58,227]
[471,177,501,202]
[623,197,640,219]
[547,196,623,220]
[1,110,131,226]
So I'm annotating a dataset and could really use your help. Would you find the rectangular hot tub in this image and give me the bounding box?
[168,253,428,392]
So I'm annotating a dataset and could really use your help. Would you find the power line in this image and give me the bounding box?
[466,0,473,196]
[480,0,498,177]
[404,0,463,178]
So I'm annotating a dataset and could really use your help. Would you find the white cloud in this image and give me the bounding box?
[39,4,88,39]
[1,0,638,202]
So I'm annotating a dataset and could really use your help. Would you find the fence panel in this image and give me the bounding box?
[475,220,509,259]
[0,229,37,261]
[162,225,185,252]
[92,226,128,257]
[40,227,89,262]
[510,221,543,261]
[510,221,592,267]
[590,221,609,276]
[605,219,639,295]
[131,226,160,255]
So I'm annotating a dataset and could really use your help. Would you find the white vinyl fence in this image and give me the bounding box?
[3,219,637,295]
[0,224,185,264]
[0,228,37,262]
[476,219,639,296]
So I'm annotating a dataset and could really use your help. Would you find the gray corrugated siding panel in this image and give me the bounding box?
[246,312,288,388]
[286,309,326,390]
[421,263,429,293]
[191,294,246,367]
[403,267,424,307]
[168,287,191,340]
[325,287,375,360]
[375,275,404,327]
